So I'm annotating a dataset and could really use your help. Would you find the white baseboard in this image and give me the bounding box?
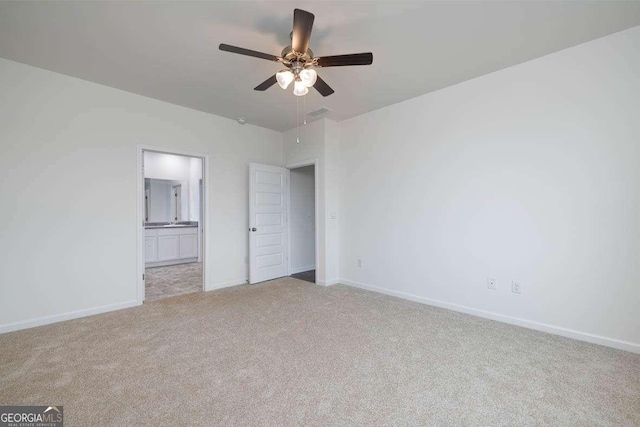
[340,278,639,354]
[290,265,316,275]
[0,300,139,335]
[317,278,340,287]
[206,277,248,291]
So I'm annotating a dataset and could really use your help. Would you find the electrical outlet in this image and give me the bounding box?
[512,281,522,294]
[357,259,363,268]
[487,277,497,290]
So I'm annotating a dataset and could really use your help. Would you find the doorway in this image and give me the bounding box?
[288,164,316,284]
[137,147,208,304]
[247,160,319,285]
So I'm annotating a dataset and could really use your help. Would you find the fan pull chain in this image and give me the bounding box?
[296,95,300,144]
[303,95,307,125]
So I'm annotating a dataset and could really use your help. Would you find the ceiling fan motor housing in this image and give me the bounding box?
[281,46,315,65]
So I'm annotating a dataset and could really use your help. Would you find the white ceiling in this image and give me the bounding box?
[0,1,638,132]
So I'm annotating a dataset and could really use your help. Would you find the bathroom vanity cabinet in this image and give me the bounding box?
[145,226,198,267]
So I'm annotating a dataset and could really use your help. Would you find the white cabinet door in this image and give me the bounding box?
[179,234,198,258]
[145,237,158,262]
[158,235,179,261]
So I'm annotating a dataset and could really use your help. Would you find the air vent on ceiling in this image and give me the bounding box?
[307,106,332,117]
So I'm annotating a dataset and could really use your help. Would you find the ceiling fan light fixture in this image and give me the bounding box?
[300,68,317,87]
[293,80,309,96]
[276,70,294,89]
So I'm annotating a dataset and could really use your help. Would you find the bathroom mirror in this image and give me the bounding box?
[145,178,189,223]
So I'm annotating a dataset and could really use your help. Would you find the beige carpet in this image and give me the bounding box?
[1,278,638,426]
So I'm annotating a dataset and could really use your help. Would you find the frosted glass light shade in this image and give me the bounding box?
[293,80,309,96]
[276,70,294,89]
[299,68,317,87]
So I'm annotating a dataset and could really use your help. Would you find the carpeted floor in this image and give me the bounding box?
[1,278,639,425]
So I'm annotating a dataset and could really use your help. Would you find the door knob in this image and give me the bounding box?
[251,227,257,232]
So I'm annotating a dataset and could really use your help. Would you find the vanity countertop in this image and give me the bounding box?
[145,222,198,229]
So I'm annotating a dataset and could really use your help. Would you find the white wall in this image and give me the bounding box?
[0,57,282,332]
[144,151,191,181]
[290,165,315,273]
[324,119,341,283]
[338,27,640,352]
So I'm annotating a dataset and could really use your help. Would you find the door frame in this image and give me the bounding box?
[136,144,209,305]
[285,158,320,283]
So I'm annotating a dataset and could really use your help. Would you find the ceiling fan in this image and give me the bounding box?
[219,9,373,97]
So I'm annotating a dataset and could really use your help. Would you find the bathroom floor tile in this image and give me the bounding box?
[145,262,202,302]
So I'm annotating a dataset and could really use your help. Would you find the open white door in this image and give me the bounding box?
[249,163,289,284]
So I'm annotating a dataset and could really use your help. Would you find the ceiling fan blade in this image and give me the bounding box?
[291,9,315,54]
[254,75,278,91]
[219,44,280,62]
[313,75,335,97]
[317,53,373,67]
